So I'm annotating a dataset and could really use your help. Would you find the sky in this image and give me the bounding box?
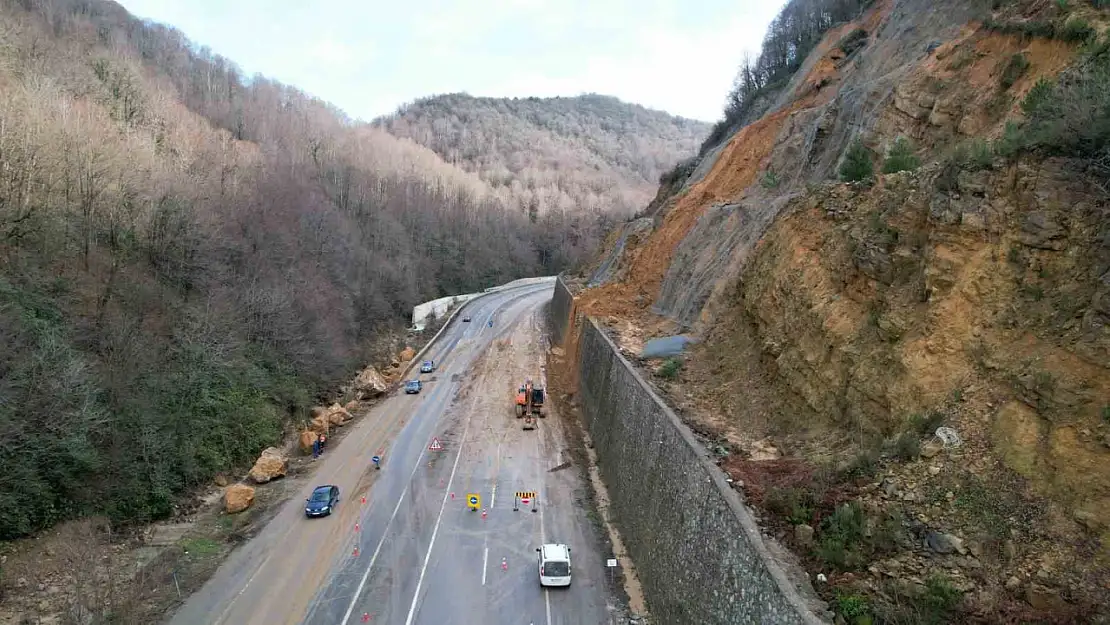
[117,0,785,123]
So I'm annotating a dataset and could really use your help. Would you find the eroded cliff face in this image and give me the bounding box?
[714,159,1110,513]
[568,0,1110,619]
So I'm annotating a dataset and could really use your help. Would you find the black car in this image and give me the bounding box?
[305,484,339,517]
[462,316,471,322]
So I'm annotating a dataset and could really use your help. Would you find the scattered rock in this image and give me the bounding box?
[1003,540,1017,561]
[326,403,352,426]
[224,483,256,514]
[749,438,782,461]
[352,365,389,398]
[921,441,943,458]
[248,447,288,484]
[550,346,565,357]
[344,400,361,413]
[214,474,229,487]
[926,531,964,555]
[928,465,941,476]
[882,477,899,498]
[309,413,331,435]
[1025,583,1068,611]
[1006,575,1021,590]
[399,346,416,362]
[795,524,815,547]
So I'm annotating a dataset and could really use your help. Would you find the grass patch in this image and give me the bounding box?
[841,446,881,480]
[874,575,964,625]
[815,501,903,571]
[181,537,222,557]
[657,358,683,379]
[766,486,818,525]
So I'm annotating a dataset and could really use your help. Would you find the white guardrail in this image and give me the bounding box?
[409,276,556,331]
[398,276,556,382]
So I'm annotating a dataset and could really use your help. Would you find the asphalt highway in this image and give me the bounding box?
[168,281,621,625]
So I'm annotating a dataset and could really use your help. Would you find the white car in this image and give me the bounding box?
[536,543,572,587]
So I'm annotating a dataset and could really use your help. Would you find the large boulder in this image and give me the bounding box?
[352,366,388,398]
[299,430,318,454]
[310,416,330,435]
[399,346,416,363]
[326,403,352,426]
[224,483,256,514]
[344,400,361,413]
[248,447,288,484]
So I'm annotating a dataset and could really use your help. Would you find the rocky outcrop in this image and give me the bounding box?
[224,483,255,514]
[399,346,416,363]
[248,447,287,484]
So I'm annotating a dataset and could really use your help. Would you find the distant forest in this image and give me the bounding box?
[0,0,702,538]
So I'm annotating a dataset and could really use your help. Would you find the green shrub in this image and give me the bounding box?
[766,487,817,525]
[835,591,874,624]
[950,139,994,171]
[842,446,881,479]
[839,140,874,182]
[657,358,683,379]
[875,575,964,625]
[994,121,1026,157]
[999,52,1030,89]
[1059,16,1096,42]
[893,431,922,460]
[881,137,920,174]
[907,411,945,437]
[817,501,868,569]
[761,168,781,189]
[839,28,869,55]
[1018,51,1110,163]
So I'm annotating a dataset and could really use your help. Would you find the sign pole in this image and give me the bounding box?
[513,494,519,512]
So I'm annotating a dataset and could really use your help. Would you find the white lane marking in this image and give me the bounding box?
[403,399,475,625]
[482,544,489,586]
[339,436,433,624]
[490,437,503,509]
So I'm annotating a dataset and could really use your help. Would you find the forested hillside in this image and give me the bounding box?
[377,93,710,224]
[0,0,693,539]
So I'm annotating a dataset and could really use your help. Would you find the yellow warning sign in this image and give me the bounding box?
[466,493,481,510]
[515,491,536,500]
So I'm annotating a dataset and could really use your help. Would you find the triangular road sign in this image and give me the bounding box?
[429,437,444,451]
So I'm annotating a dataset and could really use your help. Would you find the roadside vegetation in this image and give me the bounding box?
[0,0,636,541]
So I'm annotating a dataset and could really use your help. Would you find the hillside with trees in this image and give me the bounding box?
[0,0,696,540]
[376,93,710,225]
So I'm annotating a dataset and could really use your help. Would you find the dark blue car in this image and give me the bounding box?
[305,484,339,518]
[404,380,422,394]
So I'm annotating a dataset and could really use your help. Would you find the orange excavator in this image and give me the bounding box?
[514,378,546,430]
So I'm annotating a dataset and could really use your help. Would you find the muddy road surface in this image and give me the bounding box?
[168,282,623,625]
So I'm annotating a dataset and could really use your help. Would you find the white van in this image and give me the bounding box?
[536,543,572,587]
